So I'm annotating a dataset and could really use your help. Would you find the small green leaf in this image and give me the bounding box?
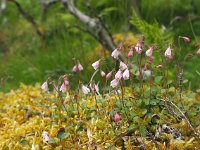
[168,87,175,93]
[128,124,137,131]
[57,132,69,139]
[196,70,200,76]
[143,99,149,105]
[141,109,147,115]
[139,126,147,136]
[161,89,166,94]
[89,107,96,111]
[20,140,28,145]
[65,125,73,131]
[130,111,137,117]
[167,80,173,85]
[101,7,118,14]
[126,101,133,107]
[150,99,159,105]
[82,103,87,109]
[154,76,163,84]
[115,100,122,107]
[48,138,57,144]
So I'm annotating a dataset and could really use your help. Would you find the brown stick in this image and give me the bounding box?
[157,97,199,138]
[60,0,116,53]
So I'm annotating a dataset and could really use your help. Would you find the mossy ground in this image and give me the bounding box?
[0,84,199,149]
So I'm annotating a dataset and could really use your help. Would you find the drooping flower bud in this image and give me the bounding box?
[115,70,122,80]
[72,65,78,72]
[180,36,190,43]
[146,47,153,57]
[156,65,163,68]
[165,46,173,60]
[111,48,120,59]
[119,61,127,71]
[197,49,200,56]
[110,78,120,88]
[90,83,100,95]
[100,70,106,77]
[77,63,83,71]
[41,81,48,91]
[128,50,134,58]
[60,83,67,93]
[114,113,120,122]
[92,59,100,70]
[144,65,147,71]
[135,42,142,54]
[123,69,130,80]
[106,71,112,79]
[82,85,90,94]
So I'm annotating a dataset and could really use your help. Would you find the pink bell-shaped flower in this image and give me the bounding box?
[123,69,130,80]
[82,85,90,94]
[106,71,112,79]
[92,59,100,70]
[111,48,120,59]
[41,81,48,91]
[114,113,120,122]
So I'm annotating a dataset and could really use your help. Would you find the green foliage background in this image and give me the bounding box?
[0,0,200,91]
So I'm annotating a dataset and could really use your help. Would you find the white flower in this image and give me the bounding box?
[164,46,172,57]
[123,69,130,80]
[41,81,48,91]
[146,47,153,57]
[135,43,142,54]
[116,89,121,94]
[164,46,173,60]
[100,70,105,77]
[92,59,100,70]
[72,63,83,72]
[111,48,120,59]
[77,63,83,71]
[42,131,50,143]
[115,70,122,80]
[110,78,119,88]
[90,83,100,95]
[119,61,127,71]
[59,83,66,93]
[82,85,90,94]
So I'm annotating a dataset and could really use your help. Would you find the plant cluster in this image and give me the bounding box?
[0,36,200,149]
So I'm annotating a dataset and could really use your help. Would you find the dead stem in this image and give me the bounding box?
[156,97,199,138]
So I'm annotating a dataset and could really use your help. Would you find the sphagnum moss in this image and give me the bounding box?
[0,84,200,149]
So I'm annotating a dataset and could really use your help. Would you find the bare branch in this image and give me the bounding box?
[61,0,96,28]
[39,0,58,20]
[157,97,199,138]
[60,0,116,53]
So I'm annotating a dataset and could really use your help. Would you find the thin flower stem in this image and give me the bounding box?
[119,81,129,121]
[94,92,99,113]
[138,54,144,97]
[75,83,80,118]
[103,79,107,97]
[189,15,197,42]
[52,82,67,112]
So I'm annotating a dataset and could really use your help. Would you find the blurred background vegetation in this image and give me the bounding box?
[0,0,199,92]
